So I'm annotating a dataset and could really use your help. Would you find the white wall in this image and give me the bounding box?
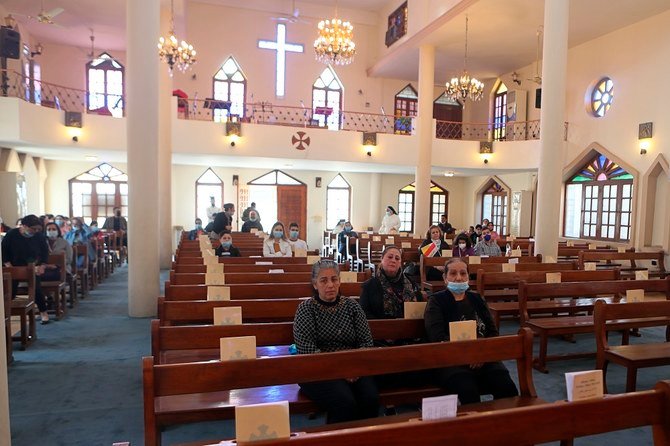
[651,173,668,247]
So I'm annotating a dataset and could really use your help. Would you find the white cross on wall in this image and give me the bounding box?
[258,24,304,97]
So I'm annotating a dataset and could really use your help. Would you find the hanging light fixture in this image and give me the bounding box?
[445,15,484,104]
[157,0,197,76]
[313,0,356,66]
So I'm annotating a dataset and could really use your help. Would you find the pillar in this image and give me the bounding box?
[414,44,435,234]
[127,0,160,316]
[368,173,382,230]
[533,0,569,259]
[158,5,173,270]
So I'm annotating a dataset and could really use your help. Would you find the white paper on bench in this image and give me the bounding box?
[565,370,603,402]
[422,394,458,420]
[235,401,290,443]
[269,269,285,274]
[255,262,273,265]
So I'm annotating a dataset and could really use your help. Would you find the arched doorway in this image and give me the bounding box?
[248,170,307,239]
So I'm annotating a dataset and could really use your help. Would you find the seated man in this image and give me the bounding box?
[102,207,128,246]
[241,211,263,233]
[337,222,357,260]
[287,222,308,253]
[438,214,453,235]
[474,227,502,256]
[214,231,241,257]
[188,218,206,240]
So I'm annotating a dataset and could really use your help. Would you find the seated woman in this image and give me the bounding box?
[452,233,475,257]
[214,231,241,257]
[424,258,518,405]
[262,222,293,257]
[44,222,73,280]
[293,260,379,423]
[360,245,423,320]
[418,225,449,281]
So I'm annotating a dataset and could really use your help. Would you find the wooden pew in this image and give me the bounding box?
[143,328,539,446]
[595,300,670,392]
[151,318,426,363]
[579,250,667,278]
[167,271,370,286]
[518,278,670,372]
[172,264,322,274]
[174,256,309,265]
[6,265,37,350]
[41,253,68,320]
[163,282,363,301]
[481,269,620,326]
[182,381,670,446]
[3,273,12,364]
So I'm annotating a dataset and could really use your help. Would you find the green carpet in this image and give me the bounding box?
[7,268,669,445]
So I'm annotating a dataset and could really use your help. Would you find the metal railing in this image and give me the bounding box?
[435,119,568,141]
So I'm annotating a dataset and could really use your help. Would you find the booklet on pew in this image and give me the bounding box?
[508,257,519,264]
[626,289,645,303]
[373,236,381,242]
[442,249,452,258]
[255,261,273,265]
[404,301,427,319]
[469,256,481,265]
[635,270,649,280]
[214,306,242,325]
[566,240,574,247]
[220,336,256,361]
[207,263,224,274]
[544,255,557,264]
[306,255,320,265]
[502,263,516,273]
[422,394,458,421]
[565,370,604,402]
[206,272,226,285]
[339,271,357,283]
[386,237,395,244]
[546,272,562,284]
[268,269,284,274]
[293,248,307,258]
[361,233,370,239]
[584,262,597,271]
[250,228,258,234]
[413,233,422,239]
[448,320,477,341]
[235,401,290,444]
[588,243,597,250]
[204,255,219,266]
[401,242,411,248]
[207,286,231,301]
[618,246,627,253]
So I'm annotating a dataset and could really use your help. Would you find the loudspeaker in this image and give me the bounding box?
[535,88,542,109]
[0,27,21,59]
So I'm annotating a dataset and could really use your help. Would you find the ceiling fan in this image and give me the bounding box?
[271,0,308,24]
[12,0,65,26]
[527,26,543,85]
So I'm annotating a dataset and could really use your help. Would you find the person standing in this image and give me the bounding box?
[206,196,220,224]
[379,206,401,234]
[211,203,235,234]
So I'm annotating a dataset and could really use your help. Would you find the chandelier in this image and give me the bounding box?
[445,15,484,103]
[157,0,197,76]
[314,2,356,66]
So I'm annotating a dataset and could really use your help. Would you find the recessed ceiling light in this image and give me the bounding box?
[85,155,98,161]
[444,171,455,177]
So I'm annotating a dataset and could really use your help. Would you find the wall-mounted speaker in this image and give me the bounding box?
[0,27,20,60]
[535,88,542,109]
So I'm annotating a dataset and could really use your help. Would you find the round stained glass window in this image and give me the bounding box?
[591,77,614,117]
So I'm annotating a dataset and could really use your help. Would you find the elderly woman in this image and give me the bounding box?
[293,260,379,423]
[424,258,518,405]
[45,222,73,277]
[418,225,449,281]
[360,245,423,320]
[262,222,293,257]
[379,205,400,234]
[452,233,475,258]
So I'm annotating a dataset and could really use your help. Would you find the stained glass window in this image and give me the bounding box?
[481,180,507,235]
[493,83,508,141]
[213,57,247,122]
[565,153,633,241]
[394,84,417,135]
[591,77,614,118]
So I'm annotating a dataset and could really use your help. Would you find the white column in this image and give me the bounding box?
[414,44,435,234]
[534,0,569,259]
[0,260,11,445]
[368,173,382,229]
[127,0,160,316]
[158,5,173,270]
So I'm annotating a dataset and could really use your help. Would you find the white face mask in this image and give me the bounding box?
[459,243,467,249]
[47,230,58,239]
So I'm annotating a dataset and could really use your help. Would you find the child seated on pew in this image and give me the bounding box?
[214,231,241,257]
[424,258,518,405]
[293,260,379,423]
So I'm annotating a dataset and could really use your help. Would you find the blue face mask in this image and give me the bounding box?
[273,231,284,239]
[344,226,352,232]
[55,219,63,227]
[91,227,99,233]
[484,234,492,242]
[195,224,202,230]
[290,230,299,239]
[447,281,469,294]
[221,240,232,248]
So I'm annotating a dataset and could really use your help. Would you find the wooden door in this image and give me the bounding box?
[433,103,463,139]
[277,185,307,240]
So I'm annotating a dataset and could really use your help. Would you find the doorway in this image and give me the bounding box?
[248,170,307,239]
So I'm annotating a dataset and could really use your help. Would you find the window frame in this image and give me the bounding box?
[69,162,128,223]
[195,168,224,222]
[86,52,125,117]
[212,56,247,122]
[398,181,449,233]
[493,83,508,141]
[393,83,418,135]
[481,180,508,236]
[312,66,343,130]
[325,174,352,230]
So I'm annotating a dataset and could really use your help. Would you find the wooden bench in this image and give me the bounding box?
[143,328,539,446]
[174,256,309,265]
[3,273,12,364]
[172,264,324,274]
[167,271,370,286]
[151,318,426,364]
[180,381,670,446]
[481,269,620,326]
[595,300,670,392]
[41,252,68,320]
[518,278,670,372]
[6,265,37,350]
[163,282,363,301]
[579,250,667,278]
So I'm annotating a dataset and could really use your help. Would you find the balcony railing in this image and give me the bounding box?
[435,119,568,141]
[1,69,92,114]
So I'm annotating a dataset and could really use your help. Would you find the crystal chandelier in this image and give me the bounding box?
[445,15,484,103]
[314,2,356,66]
[157,0,197,76]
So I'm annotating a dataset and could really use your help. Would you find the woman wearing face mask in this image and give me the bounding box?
[45,222,73,277]
[424,258,518,405]
[452,233,475,257]
[360,246,423,320]
[262,222,293,257]
[64,218,95,268]
[241,210,264,233]
[379,206,400,234]
[215,231,241,257]
[418,225,449,281]
[337,221,357,261]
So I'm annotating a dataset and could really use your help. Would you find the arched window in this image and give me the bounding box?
[86,53,124,118]
[213,56,247,122]
[326,174,351,229]
[493,83,508,141]
[482,180,508,236]
[393,84,417,134]
[397,181,449,233]
[564,154,633,241]
[312,66,343,130]
[196,169,224,223]
[69,163,128,223]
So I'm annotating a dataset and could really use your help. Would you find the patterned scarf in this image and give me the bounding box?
[377,267,417,318]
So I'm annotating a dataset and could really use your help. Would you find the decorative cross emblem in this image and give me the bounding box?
[258,24,304,97]
[292,131,310,150]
